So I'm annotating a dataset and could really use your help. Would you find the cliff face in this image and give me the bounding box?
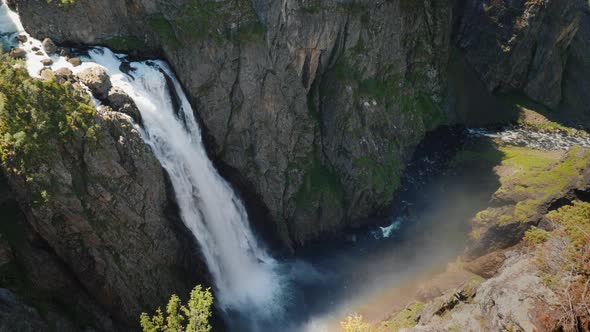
[456,0,588,111]
[15,0,452,246]
[0,63,207,329]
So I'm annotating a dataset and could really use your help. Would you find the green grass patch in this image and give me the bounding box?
[467,144,590,227]
[381,302,425,331]
[500,146,557,169]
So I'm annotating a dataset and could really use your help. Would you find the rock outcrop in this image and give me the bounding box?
[410,251,562,332]
[0,66,208,329]
[466,145,590,258]
[456,0,588,110]
[14,0,453,247]
[78,66,112,100]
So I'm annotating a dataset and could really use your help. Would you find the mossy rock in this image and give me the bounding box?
[381,302,425,331]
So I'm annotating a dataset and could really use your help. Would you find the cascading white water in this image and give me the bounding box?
[0,0,282,316]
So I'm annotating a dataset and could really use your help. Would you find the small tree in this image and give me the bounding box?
[340,313,371,332]
[140,285,213,332]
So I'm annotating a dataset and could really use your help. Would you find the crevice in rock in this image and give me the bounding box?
[547,188,590,212]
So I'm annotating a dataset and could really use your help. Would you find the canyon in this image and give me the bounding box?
[0,0,589,331]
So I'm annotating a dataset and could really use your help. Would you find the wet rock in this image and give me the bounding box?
[54,67,73,84]
[31,46,39,52]
[15,34,27,43]
[107,87,142,124]
[34,51,43,56]
[41,38,57,54]
[77,66,112,100]
[67,57,81,67]
[58,48,70,57]
[40,58,53,66]
[8,47,26,59]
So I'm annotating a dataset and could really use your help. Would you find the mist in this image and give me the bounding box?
[270,127,502,331]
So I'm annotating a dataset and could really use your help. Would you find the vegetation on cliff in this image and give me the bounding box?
[523,201,590,331]
[0,54,96,174]
[449,133,590,258]
[148,0,265,46]
[140,285,213,332]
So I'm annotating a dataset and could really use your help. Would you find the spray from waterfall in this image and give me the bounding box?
[0,0,283,320]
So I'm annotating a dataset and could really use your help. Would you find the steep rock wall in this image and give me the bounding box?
[1,98,208,328]
[15,0,452,246]
[456,0,588,111]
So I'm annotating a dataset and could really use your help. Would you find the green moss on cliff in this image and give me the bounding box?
[294,152,344,209]
[149,15,181,47]
[102,36,147,53]
[0,54,96,174]
[381,302,425,331]
[333,56,445,130]
[152,0,265,45]
[354,147,403,205]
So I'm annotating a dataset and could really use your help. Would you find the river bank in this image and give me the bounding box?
[331,109,590,331]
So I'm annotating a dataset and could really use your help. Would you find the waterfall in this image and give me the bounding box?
[0,0,282,318]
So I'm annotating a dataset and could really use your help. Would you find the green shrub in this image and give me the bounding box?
[340,313,371,332]
[547,201,590,249]
[47,0,76,5]
[140,285,213,332]
[0,54,96,173]
[523,226,551,245]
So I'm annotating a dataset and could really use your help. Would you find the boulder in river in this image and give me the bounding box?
[77,66,112,100]
[54,67,73,84]
[41,38,57,54]
[67,57,81,67]
[15,34,27,43]
[107,87,142,124]
[8,47,26,59]
[40,58,53,66]
[58,48,70,57]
